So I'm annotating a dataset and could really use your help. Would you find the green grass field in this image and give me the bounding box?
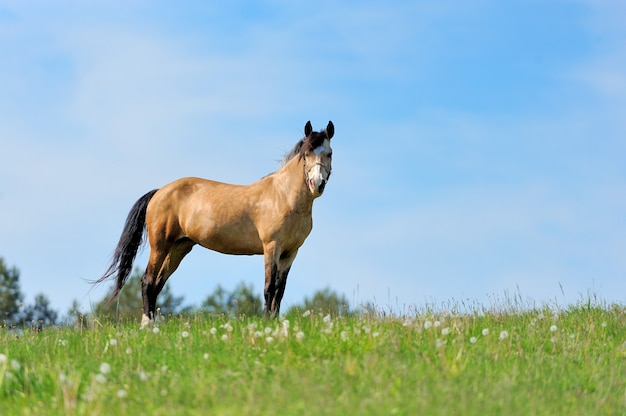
[2,303,625,415]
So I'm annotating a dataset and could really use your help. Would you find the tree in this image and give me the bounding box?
[95,268,185,322]
[0,257,24,326]
[21,293,59,329]
[287,287,353,317]
[201,282,262,317]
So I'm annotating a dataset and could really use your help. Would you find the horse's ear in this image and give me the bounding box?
[326,121,334,139]
[304,121,313,137]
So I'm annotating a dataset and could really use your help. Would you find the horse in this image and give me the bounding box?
[95,120,334,327]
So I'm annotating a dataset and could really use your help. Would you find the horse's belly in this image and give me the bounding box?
[193,224,264,256]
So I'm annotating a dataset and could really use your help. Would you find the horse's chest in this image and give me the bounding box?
[265,211,312,248]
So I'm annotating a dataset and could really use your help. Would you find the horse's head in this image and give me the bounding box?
[302,120,334,197]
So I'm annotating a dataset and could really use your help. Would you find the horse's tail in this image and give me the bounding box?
[94,189,159,301]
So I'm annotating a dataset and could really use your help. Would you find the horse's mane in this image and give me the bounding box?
[280,129,329,167]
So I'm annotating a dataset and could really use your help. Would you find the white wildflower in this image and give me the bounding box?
[482,328,490,336]
[139,371,149,381]
[152,327,160,334]
[302,309,311,318]
[0,353,7,364]
[203,353,210,360]
[254,331,263,338]
[181,331,189,338]
[109,339,117,346]
[117,389,128,398]
[10,359,20,371]
[423,320,433,330]
[549,325,558,333]
[435,339,446,348]
[210,327,217,335]
[99,362,111,374]
[469,336,477,344]
[296,331,305,341]
[221,334,228,341]
[265,336,274,343]
[323,314,331,323]
[372,331,380,338]
[95,374,107,384]
[499,330,509,340]
[125,348,132,355]
[441,327,450,336]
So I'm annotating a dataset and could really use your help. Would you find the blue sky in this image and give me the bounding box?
[1,1,625,315]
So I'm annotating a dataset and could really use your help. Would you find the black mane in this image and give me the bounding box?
[281,127,331,166]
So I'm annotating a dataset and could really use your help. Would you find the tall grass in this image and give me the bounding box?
[1,301,625,415]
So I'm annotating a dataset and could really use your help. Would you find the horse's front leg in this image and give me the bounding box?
[272,250,298,316]
[263,242,279,317]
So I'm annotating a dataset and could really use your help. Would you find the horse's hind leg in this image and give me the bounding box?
[141,239,194,327]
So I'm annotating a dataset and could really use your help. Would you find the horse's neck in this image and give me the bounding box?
[273,156,314,213]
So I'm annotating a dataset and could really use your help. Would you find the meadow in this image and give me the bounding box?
[1,302,625,415]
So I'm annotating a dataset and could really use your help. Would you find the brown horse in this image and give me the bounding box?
[95,121,334,327]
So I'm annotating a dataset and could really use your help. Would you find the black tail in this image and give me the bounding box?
[94,189,159,300]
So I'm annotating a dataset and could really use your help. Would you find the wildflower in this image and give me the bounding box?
[125,348,132,355]
[95,374,107,384]
[302,309,311,318]
[152,327,160,334]
[223,323,233,332]
[254,331,263,338]
[323,314,331,323]
[482,328,489,336]
[499,330,509,340]
[58,339,68,346]
[372,331,380,338]
[109,339,118,346]
[549,325,558,333]
[340,331,348,341]
[117,389,128,398]
[0,353,7,364]
[264,327,272,334]
[423,321,433,330]
[434,321,441,328]
[139,371,149,381]
[10,359,20,371]
[469,336,477,344]
[435,339,446,349]
[181,331,189,338]
[296,331,305,341]
[601,321,607,328]
[99,362,111,374]
[221,334,228,341]
[265,336,274,343]
[161,365,168,373]
[210,327,217,335]
[203,353,210,360]
[441,327,450,336]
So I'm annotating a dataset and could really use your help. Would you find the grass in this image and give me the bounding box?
[1,302,626,415]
